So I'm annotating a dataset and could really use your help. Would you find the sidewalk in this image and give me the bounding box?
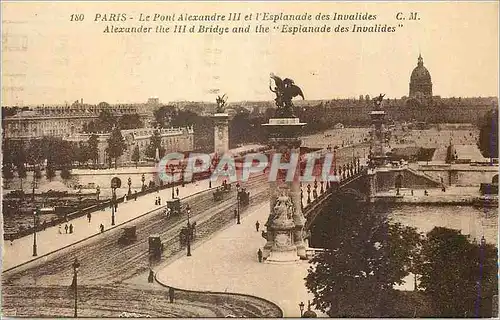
[2,179,213,271]
[155,201,326,318]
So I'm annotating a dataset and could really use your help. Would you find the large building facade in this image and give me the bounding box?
[2,100,146,140]
[66,127,194,165]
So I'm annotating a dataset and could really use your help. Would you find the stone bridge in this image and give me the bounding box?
[299,163,443,247]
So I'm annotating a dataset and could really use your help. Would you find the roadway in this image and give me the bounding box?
[2,144,363,317]
[2,174,273,317]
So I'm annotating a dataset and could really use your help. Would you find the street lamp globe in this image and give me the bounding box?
[73,257,80,272]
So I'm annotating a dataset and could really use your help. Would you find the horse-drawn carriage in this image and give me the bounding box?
[213,181,232,201]
[149,234,164,258]
[165,198,181,216]
[213,188,224,201]
[238,189,250,206]
[118,226,137,245]
[179,222,196,246]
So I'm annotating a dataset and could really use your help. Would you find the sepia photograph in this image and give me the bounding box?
[1,1,498,318]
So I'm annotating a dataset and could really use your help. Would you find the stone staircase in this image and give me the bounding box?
[431,146,448,162]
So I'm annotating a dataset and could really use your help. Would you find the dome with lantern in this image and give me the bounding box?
[409,54,433,99]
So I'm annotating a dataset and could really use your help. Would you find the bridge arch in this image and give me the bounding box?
[306,189,368,248]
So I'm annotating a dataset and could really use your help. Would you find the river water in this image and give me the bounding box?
[388,204,497,291]
[388,204,498,244]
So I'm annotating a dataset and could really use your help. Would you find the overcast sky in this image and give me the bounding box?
[2,1,498,106]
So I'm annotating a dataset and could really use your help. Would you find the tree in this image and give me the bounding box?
[17,164,27,190]
[45,164,56,180]
[145,130,166,160]
[88,134,99,164]
[417,227,498,317]
[478,109,498,159]
[60,167,71,180]
[83,110,116,133]
[2,164,14,179]
[153,105,176,128]
[74,143,90,165]
[131,145,140,168]
[305,193,421,317]
[119,114,144,130]
[106,126,126,169]
[26,139,44,167]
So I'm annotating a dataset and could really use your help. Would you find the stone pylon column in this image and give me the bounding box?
[369,95,389,167]
[262,117,307,262]
[212,113,229,155]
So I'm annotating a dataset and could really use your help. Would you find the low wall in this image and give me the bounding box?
[420,166,498,186]
[375,168,441,192]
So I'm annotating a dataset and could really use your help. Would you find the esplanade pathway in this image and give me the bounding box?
[2,178,213,271]
[155,200,327,318]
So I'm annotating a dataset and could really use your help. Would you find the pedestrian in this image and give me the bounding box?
[255,221,260,232]
[58,225,62,234]
[155,197,158,205]
[100,224,104,233]
[424,190,428,196]
[234,209,237,218]
[257,248,263,263]
[209,180,212,189]
[69,224,73,234]
[134,190,137,201]
[65,224,69,234]
[411,189,414,196]
[148,269,154,283]
[10,239,13,246]
[87,212,91,223]
[169,287,175,303]
[158,196,161,205]
[176,187,179,197]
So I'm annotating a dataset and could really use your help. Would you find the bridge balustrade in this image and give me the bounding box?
[301,166,367,218]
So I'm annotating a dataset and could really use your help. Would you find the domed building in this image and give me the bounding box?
[409,54,433,100]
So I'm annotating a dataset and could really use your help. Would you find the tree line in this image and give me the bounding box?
[153,104,345,153]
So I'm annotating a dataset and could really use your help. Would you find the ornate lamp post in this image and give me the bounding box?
[127,177,132,196]
[32,207,39,256]
[31,174,37,202]
[110,177,121,226]
[111,188,116,225]
[181,164,186,187]
[236,183,241,224]
[300,189,304,210]
[333,146,338,177]
[169,164,175,199]
[186,204,192,256]
[307,184,311,204]
[299,301,305,317]
[72,257,80,318]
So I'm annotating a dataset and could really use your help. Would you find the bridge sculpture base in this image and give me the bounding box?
[264,231,300,264]
[265,249,300,264]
